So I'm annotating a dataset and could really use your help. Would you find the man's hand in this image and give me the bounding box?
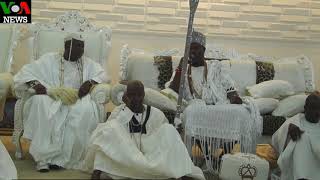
[33,84,47,94]
[78,80,96,98]
[227,91,243,104]
[28,81,47,94]
[288,123,304,141]
[230,96,243,104]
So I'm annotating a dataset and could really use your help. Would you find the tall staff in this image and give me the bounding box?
[175,0,199,129]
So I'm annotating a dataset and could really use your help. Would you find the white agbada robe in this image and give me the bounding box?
[0,139,17,180]
[13,52,108,169]
[166,60,262,153]
[83,104,205,180]
[166,60,235,104]
[272,113,320,180]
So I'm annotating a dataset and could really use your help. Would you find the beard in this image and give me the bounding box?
[190,53,205,67]
[129,101,144,113]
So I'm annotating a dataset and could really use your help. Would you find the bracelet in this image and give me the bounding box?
[88,79,97,85]
[29,81,40,88]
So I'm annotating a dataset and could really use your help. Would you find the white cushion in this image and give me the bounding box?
[253,98,279,115]
[247,80,295,99]
[34,30,110,66]
[220,153,269,180]
[144,88,177,111]
[272,94,307,117]
[0,25,13,72]
[228,60,256,96]
[111,83,177,111]
[273,59,306,93]
[122,48,180,91]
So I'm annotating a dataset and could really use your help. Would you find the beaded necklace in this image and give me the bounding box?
[59,55,84,87]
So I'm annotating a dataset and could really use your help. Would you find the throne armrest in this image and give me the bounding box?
[0,73,13,99]
[90,83,111,104]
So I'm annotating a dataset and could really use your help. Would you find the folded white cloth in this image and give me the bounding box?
[0,139,17,180]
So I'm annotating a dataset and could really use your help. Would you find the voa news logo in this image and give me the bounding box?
[0,0,31,23]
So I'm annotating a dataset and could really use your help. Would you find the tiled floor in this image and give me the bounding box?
[1,136,90,179]
[1,135,272,179]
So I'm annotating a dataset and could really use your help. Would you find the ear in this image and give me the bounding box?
[64,40,71,49]
[122,91,129,104]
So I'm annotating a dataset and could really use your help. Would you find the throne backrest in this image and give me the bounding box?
[0,25,21,73]
[120,45,315,95]
[28,11,112,67]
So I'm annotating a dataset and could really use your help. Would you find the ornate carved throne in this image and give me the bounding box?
[0,25,22,134]
[11,11,112,159]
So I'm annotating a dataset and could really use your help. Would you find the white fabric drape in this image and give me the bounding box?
[0,139,17,180]
[184,98,262,173]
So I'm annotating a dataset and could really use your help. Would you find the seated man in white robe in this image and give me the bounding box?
[272,91,320,180]
[168,31,242,106]
[84,80,205,180]
[13,33,108,172]
[0,139,17,180]
[167,31,260,160]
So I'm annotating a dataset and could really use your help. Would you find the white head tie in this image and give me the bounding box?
[191,30,206,48]
[64,33,84,42]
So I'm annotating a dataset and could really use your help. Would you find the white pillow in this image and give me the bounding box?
[120,46,181,91]
[111,83,177,111]
[220,153,269,180]
[253,98,279,115]
[247,80,295,99]
[272,94,307,117]
[273,59,306,93]
[144,88,177,111]
[228,60,256,96]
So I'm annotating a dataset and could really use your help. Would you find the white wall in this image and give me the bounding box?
[32,0,320,42]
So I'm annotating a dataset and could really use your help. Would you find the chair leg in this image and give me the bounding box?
[13,99,24,159]
[13,129,23,159]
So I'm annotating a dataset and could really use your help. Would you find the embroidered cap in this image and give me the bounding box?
[191,30,206,48]
[64,33,84,42]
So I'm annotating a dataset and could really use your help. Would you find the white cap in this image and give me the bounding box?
[191,30,206,48]
[64,33,84,42]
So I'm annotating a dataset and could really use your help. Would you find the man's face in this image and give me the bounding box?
[126,84,145,109]
[64,39,84,61]
[305,93,320,123]
[189,42,205,67]
[306,106,320,123]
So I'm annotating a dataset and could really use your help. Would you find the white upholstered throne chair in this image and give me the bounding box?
[11,11,112,159]
[0,25,22,129]
[0,25,21,74]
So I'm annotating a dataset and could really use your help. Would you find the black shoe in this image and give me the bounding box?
[36,162,49,173]
[49,164,63,170]
[39,168,49,173]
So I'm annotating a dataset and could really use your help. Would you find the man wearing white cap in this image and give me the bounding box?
[13,33,109,172]
[168,30,242,105]
[166,30,261,166]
